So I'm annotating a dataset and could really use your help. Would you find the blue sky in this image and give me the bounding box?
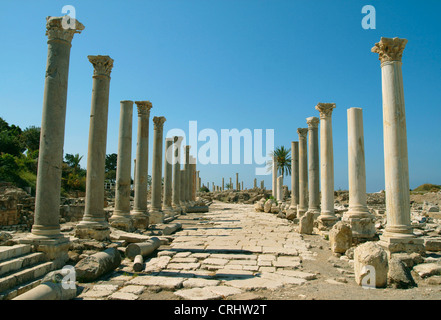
[1,0,440,192]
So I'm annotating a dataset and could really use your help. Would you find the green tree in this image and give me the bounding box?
[64,153,83,173]
[267,146,292,177]
[0,117,24,156]
[20,126,41,153]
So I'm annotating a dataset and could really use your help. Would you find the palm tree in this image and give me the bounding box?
[266,146,291,177]
[65,153,83,174]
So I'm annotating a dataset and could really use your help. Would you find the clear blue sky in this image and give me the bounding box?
[1,0,440,192]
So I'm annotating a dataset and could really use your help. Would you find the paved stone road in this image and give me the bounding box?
[77,201,319,300]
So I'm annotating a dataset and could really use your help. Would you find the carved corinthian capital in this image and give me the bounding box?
[297,128,308,139]
[316,103,336,119]
[135,101,153,117]
[45,16,85,43]
[306,116,320,129]
[371,37,408,64]
[153,116,166,130]
[88,55,114,77]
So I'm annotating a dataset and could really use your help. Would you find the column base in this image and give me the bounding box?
[149,210,164,225]
[19,235,70,263]
[306,208,321,220]
[317,214,338,231]
[378,234,425,257]
[342,212,376,241]
[109,214,134,232]
[131,211,149,230]
[297,206,308,217]
[75,221,110,241]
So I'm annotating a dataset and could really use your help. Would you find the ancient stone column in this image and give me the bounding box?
[342,108,376,240]
[261,180,264,189]
[277,176,283,202]
[149,116,166,224]
[191,157,197,201]
[272,155,278,199]
[25,17,84,260]
[222,178,225,191]
[290,141,299,211]
[184,146,192,206]
[306,116,320,218]
[131,101,152,229]
[162,137,174,216]
[76,55,114,241]
[109,100,134,231]
[372,37,424,253]
[316,103,337,230]
[172,136,182,213]
[241,181,244,191]
[229,177,233,190]
[197,171,201,191]
[297,128,308,216]
[180,168,187,211]
[236,173,239,190]
[254,178,257,189]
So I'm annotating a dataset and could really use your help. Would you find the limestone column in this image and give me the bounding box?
[191,157,197,201]
[25,17,84,259]
[342,108,375,240]
[241,181,244,191]
[184,146,192,206]
[290,141,299,211]
[236,173,239,190]
[197,171,201,191]
[162,137,174,215]
[172,136,182,213]
[222,178,225,191]
[306,117,320,217]
[229,178,232,190]
[109,100,134,231]
[149,116,166,224]
[76,55,114,241]
[316,103,337,230]
[254,178,257,189]
[297,128,308,216]
[180,168,187,211]
[131,101,152,229]
[261,180,264,189]
[277,176,283,202]
[372,37,424,253]
[272,155,278,199]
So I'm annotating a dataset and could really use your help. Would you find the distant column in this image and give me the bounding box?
[236,173,239,190]
[306,116,320,217]
[131,101,152,229]
[149,116,166,224]
[316,103,338,230]
[272,155,278,199]
[297,128,308,216]
[162,137,174,216]
[222,178,225,191]
[76,55,114,241]
[290,141,299,211]
[110,100,134,231]
[254,178,257,189]
[277,176,283,202]
[172,136,182,213]
[372,37,424,253]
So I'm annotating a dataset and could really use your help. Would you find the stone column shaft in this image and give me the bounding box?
[110,100,134,231]
[172,137,182,212]
[272,155,278,199]
[162,137,174,215]
[307,117,320,216]
[297,128,308,216]
[277,176,283,202]
[32,17,84,241]
[150,116,166,224]
[343,108,375,240]
[76,55,114,240]
[131,101,152,229]
[290,141,299,210]
[372,37,424,253]
[316,103,337,230]
[236,173,239,191]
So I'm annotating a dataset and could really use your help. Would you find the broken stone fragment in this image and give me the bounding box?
[75,248,121,283]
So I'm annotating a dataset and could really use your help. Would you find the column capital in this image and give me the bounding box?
[372,37,408,64]
[316,103,336,119]
[135,101,152,116]
[306,116,320,129]
[88,55,114,77]
[297,128,308,139]
[45,16,84,43]
[153,116,166,130]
